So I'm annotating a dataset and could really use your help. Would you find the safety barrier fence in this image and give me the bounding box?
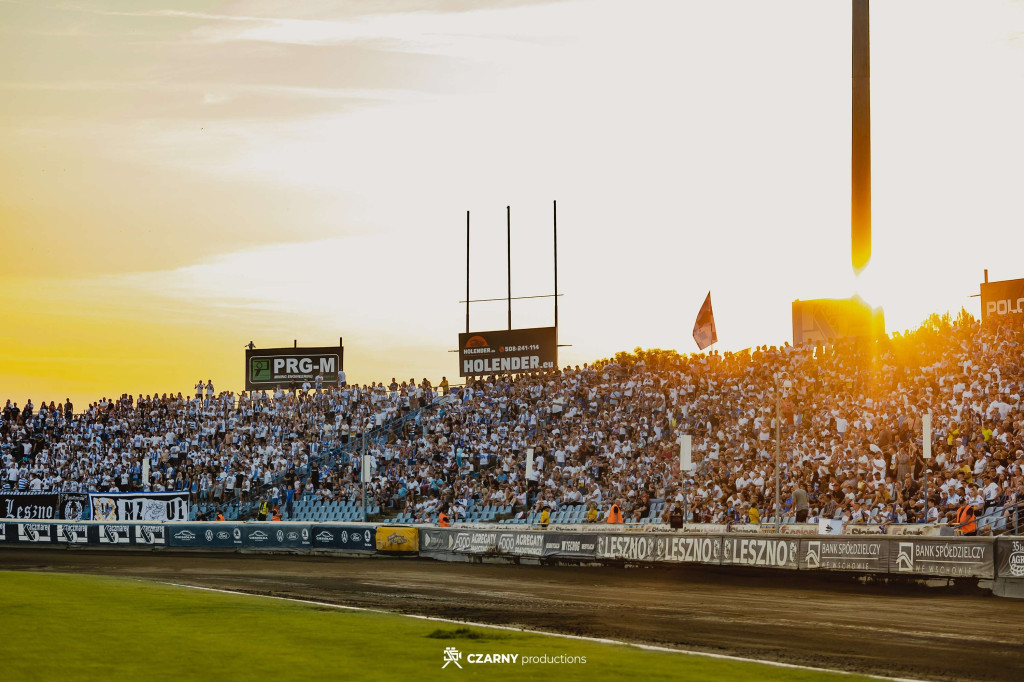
[2,521,1021,585]
[0,521,413,554]
[420,528,1024,581]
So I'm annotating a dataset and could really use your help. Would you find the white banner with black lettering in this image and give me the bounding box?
[89,492,189,522]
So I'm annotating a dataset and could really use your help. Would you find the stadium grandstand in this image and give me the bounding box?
[2,311,1022,534]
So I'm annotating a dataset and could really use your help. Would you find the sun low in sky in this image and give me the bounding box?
[1,0,1022,406]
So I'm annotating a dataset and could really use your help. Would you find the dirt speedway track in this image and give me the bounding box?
[2,548,1021,681]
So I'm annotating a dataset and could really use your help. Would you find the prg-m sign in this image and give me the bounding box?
[246,345,343,390]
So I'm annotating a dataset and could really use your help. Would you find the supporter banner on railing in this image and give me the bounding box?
[801,538,888,573]
[90,492,189,522]
[843,524,888,536]
[995,538,1024,579]
[542,533,597,559]
[1,493,60,520]
[889,538,993,578]
[885,525,948,537]
[722,536,800,569]
[458,327,557,377]
[311,525,375,551]
[59,493,90,521]
[772,524,821,536]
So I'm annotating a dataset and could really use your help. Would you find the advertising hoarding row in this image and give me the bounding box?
[0,521,1013,583]
[418,529,997,579]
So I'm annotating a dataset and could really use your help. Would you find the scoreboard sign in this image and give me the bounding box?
[246,345,343,390]
[458,327,556,377]
[792,297,884,346]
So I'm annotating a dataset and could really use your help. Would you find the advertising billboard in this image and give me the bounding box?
[458,327,557,377]
[980,277,1024,322]
[792,296,885,346]
[245,345,344,391]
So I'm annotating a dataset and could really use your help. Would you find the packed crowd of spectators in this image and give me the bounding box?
[2,312,1023,531]
[0,377,441,514]
[345,311,1024,530]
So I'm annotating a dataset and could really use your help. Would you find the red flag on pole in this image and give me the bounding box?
[692,292,717,350]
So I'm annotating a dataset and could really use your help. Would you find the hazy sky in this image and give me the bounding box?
[2,0,1022,406]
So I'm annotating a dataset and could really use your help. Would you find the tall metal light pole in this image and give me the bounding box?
[775,391,781,531]
[852,0,872,273]
[361,429,368,523]
[922,412,931,524]
[680,434,692,527]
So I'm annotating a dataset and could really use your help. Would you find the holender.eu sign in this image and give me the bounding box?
[458,327,556,377]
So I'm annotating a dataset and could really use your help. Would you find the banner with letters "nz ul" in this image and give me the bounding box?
[90,492,189,522]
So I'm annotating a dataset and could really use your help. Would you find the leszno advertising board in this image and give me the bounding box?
[596,533,721,564]
[980,277,1024,322]
[458,327,557,377]
[246,345,343,391]
[722,536,800,570]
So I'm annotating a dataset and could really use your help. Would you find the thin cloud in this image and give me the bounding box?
[55,1,571,55]
[0,79,409,101]
[54,6,265,21]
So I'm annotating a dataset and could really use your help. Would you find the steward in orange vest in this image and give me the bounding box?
[606,504,624,524]
[955,504,977,535]
[438,511,450,528]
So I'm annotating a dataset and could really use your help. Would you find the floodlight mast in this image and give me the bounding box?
[852,0,871,273]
